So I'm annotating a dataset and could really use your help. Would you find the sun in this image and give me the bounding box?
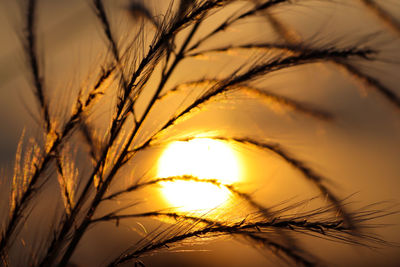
[157,138,240,212]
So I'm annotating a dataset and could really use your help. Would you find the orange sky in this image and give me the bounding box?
[0,0,399,266]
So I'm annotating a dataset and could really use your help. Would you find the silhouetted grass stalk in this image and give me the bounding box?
[1,0,398,266]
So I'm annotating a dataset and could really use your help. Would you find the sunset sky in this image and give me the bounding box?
[0,0,399,266]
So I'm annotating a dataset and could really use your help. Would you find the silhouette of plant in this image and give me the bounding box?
[0,0,398,266]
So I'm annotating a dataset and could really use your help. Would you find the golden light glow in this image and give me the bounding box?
[157,138,240,212]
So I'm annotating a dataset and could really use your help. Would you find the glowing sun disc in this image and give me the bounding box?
[157,138,240,212]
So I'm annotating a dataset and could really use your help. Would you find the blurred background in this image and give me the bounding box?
[0,0,399,266]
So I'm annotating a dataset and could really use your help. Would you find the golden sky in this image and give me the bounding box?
[0,0,399,266]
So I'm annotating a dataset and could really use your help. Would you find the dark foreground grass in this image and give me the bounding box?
[0,0,399,266]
